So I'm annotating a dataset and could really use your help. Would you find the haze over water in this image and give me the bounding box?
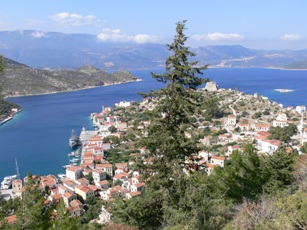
[0,68,306,180]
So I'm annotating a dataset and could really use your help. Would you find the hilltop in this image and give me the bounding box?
[0,57,140,97]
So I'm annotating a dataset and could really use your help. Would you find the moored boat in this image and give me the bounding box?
[62,164,71,169]
[69,129,81,148]
[1,175,17,190]
[57,173,66,179]
[70,158,80,163]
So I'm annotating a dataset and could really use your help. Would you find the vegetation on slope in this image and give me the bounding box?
[0,58,140,97]
[0,56,21,118]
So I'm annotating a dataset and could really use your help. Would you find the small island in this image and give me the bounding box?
[274,88,294,93]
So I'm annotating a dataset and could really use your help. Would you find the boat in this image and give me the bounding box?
[69,129,81,148]
[68,149,81,157]
[57,173,66,179]
[70,158,80,163]
[62,164,71,169]
[1,175,17,190]
[274,88,294,93]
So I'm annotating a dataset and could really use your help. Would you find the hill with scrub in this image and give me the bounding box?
[0,57,140,97]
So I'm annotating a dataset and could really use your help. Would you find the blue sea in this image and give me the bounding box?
[0,68,306,180]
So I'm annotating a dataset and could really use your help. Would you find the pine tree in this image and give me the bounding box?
[16,174,53,229]
[213,144,266,202]
[113,20,210,229]
[137,20,208,185]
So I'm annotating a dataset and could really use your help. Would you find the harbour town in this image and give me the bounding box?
[1,81,307,225]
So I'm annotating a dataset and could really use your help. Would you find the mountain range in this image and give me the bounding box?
[1,30,307,70]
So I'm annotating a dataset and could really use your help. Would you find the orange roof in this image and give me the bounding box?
[128,191,142,197]
[64,180,77,187]
[88,185,101,191]
[66,166,83,172]
[96,163,112,168]
[51,194,63,201]
[6,215,17,224]
[98,180,109,185]
[205,162,216,169]
[84,152,93,156]
[211,155,225,161]
[81,186,91,193]
[58,185,67,191]
[113,172,129,179]
[70,199,83,207]
[256,131,271,137]
[133,182,145,188]
[12,179,22,184]
[64,191,74,199]
[80,163,95,168]
[76,178,89,184]
[89,136,102,142]
[94,155,103,162]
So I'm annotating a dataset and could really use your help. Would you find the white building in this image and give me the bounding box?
[296,105,306,114]
[254,135,282,155]
[115,101,131,108]
[273,113,288,128]
[92,170,107,184]
[66,166,84,181]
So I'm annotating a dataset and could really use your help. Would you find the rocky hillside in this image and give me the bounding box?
[0,57,140,97]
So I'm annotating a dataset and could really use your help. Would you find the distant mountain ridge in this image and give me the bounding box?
[1,30,307,69]
[0,57,139,97]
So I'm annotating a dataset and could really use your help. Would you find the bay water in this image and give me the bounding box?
[0,68,306,180]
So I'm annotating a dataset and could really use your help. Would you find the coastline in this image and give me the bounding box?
[4,78,142,99]
[1,79,141,126]
[0,116,13,125]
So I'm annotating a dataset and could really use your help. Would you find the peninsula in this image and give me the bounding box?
[0,57,141,98]
[0,57,140,124]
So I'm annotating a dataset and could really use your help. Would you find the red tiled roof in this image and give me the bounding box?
[211,155,225,161]
[128,191,141,197]
[6,215,17,224]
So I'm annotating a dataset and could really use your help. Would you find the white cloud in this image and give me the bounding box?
[97,28,128,42]
[31,31,48,38]
[129,34,160,44]
[280,34,303,41]
[49,12,101,26]
[192,32,244,41]
[97,28,160,43]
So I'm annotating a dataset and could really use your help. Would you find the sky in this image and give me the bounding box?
[1,0,307,50]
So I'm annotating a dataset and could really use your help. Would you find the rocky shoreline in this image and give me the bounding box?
[4,78,142,99]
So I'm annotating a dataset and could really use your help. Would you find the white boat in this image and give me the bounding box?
[1,175,17,190]
[62,164,71,168]
[68,150,81,157]
[69,130,81,148]
[57,173,66,179]
[70,158,80,163]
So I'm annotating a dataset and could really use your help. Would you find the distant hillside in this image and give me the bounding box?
[1,30,307,69]
[285,60,307,69]
[0,57,140,97]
